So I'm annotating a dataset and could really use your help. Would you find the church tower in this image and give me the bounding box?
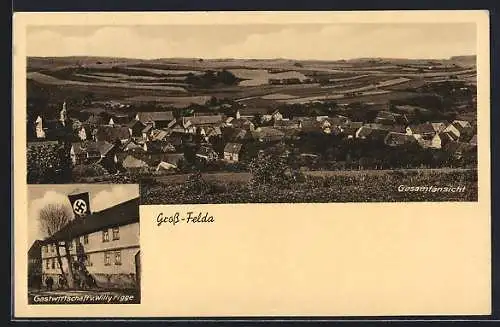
[59,101,68,126]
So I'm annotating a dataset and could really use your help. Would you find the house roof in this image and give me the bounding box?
[28,240,43,257]
[230,118,254,129]
[72,141,115,156]
[252,127,285,139]
[453,120,471,129]
[123,140,144,152]
[126,119,145,129]
[224,143,243,153]
[440,130,460,142]
[205,126,222,137]
[95,126,131,142]
[470,134,478,145]
[151,129,170,141]
[183,115,223,126]
[196,145,217,157]
[431,122,447,132]
[107,110,132,119]
[274,119,300,128]
[121,154,148,168]
[357,126,389,139]
[136,111,174,123]
[142,124,154,134]
[409,122,436,135]
[44,197,140,242]
[122,152,185,167]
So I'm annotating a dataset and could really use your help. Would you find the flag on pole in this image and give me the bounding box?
[68,192,91,217]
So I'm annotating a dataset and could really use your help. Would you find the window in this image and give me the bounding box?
[112,227,120,240]
[104,252,111,266]
[68,240,73,249]
[114,251,121,265]
[84,254,92,267]
[45,259,49,269]
[83,234,89,244]
[43,246,47,253]
[102,230,109,242]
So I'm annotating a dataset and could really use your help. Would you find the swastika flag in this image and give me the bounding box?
[68,192,91,217]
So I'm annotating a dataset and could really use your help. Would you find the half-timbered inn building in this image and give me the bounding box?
[40,195,140,290]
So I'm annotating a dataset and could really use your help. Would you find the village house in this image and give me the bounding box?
[135,111,175,129]
[70,141,115,166]
[384,132,418,147]
[126,119,147,138]
[441,124,462,142]
[261,109,284,123]
[203,126,223,142]
[431,122,447,133]
[298,118,332,134]
[417,133,443,149]
[94,125,131,144]
[175,115,224,135]
[195,145,219,162]
[141,124,154,140]
[122,140,145,153]
[451,120,474,140]
[355,126,390,142]
[40,197,140,290]
[223,143,243,162]
[142,140,176,153]
[406,122,436,140]
[149,129,170,142]
[84,114,106,127]
[252,127,285,143]
[156,153,185,171]
[341,122,364,138]
[375,111,408,125]
[117,154,149,172]
[226,117,255,131]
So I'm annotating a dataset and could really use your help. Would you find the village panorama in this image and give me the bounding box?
[26,55,478,203]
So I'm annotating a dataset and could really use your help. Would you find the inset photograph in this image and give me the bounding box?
[27,184,140,304]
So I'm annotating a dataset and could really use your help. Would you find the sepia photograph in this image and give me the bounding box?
[13,11,491,319]
[25,23,478,204]
[27,184,141,304]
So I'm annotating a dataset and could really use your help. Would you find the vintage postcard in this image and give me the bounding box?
[13,11,491,318]
[27,184,140,305]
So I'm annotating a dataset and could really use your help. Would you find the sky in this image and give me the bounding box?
[27,184,139,246]
[26,23,477,60]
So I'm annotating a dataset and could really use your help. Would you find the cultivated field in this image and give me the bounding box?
[27,55,477,110]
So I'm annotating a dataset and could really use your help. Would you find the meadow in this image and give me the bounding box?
[140,168,478,204]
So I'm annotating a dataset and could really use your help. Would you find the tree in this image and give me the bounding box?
[27,144,72,184]
[248,152,295,188]
[38,203,76,288]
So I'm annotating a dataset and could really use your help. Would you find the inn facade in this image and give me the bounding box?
[40,197,140,290]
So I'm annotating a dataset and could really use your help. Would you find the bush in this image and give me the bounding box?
[72,163,108,178]
[183,171,212,195]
